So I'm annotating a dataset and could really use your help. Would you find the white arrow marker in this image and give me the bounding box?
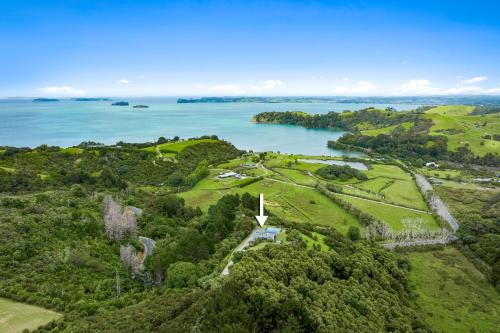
[255,193,268,227]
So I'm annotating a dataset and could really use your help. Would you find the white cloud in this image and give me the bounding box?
[335,81,376,94]
[461,76,487,84]
[117,78,132,84]
[444,86,484,94]
[210,84,244,93]
[486,87,500,94]
[37,86,86,96]
[341,77,350,82]
[399,79,439,94]
[251,79,283,91]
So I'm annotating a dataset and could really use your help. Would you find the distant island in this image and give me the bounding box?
[177,96,500,106]
[73,98,112,102]
[33,98,59,102]
[133,104,149,108]
[111,101,129,106]
[177,97,334,103]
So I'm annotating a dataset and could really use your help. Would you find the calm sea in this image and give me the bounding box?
[0,98,421,156]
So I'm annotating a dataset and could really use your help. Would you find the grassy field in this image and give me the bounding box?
[417,168,462,180]
[0,298,61,333]
[330,164,430,210]
[144,139,219,154]
[361,121,413,136]
[424,106,500,156]
[272,167,318,186]
[406,247,500,333]
[426,105,475,116]
[339,194,438,231]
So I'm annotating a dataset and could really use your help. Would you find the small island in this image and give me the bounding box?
[133,104,149,109]
[111,101,129,106]
[33,98,59,102]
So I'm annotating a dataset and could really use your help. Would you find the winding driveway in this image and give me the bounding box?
[220,228,258,276]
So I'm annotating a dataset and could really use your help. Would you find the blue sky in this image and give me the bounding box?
[1,0,500,97]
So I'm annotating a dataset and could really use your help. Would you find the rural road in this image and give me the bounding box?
[139,236,156,258]
[220,228,258,276]
[414,173,459,231]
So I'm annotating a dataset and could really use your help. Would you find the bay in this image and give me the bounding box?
[0,98,421,156]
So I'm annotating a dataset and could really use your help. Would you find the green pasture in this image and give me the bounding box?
[417,168,462,179]
[406,247,500,333]
[338,194,438,231]
[0,298,61,333]
[426,105,475,116]
[425,106,500,156]
[272,167,317,186]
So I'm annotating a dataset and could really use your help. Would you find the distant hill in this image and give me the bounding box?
[177,96,500,106]
[73,98,112,101]
[32,98,59,102]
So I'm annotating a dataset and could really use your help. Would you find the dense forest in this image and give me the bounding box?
[0,137,240,193]
[62,224,432,333]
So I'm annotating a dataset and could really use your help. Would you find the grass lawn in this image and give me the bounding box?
[361,121,413,136]
[144,139,219,154]
[339,194,438,231]
[0,298,61,333]
[406,247,500,333]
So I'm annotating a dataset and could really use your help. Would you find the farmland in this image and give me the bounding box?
[179,154,439,235]
[424,105,500,156]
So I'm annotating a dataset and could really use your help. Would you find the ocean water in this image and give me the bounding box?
[0,98,421,156]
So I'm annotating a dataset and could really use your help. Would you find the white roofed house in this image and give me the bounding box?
[219,171,238,179]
